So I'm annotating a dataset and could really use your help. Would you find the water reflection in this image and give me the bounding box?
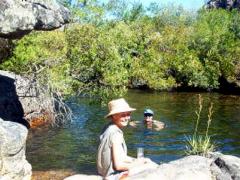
[26,90,240,175]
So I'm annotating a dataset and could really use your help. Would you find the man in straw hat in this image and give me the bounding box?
[97,98,158,180]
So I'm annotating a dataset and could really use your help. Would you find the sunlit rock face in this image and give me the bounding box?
[0,0,70,39]
[206,0,240,10]
[0,118,32,180]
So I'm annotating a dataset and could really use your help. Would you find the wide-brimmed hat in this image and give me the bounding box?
[105,98,136,118]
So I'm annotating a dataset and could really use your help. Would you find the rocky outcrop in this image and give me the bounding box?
[0,70,55,127]
[130,152,240,180]
[64,152,240,180]
[132,156,213,180]
[206,0,240,10]
[0,70,30,128]
[210,152,240,180]
[0,118,32,180]
[0,0,70,39]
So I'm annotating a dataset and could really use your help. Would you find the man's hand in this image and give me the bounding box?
[153,121,165,131]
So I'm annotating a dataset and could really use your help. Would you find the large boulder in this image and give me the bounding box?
[0,118,32,180]
[64,152,240,180]
[209,152,240,180]
[0,0,70,39]
[129,156,213,180]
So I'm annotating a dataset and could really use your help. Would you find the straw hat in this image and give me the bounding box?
[105,98,136,118]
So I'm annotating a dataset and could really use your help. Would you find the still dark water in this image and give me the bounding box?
[26,90,240,175]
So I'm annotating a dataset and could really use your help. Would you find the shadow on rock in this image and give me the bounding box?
[0,74,30,128]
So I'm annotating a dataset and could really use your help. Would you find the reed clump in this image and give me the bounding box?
[185,94,215,157]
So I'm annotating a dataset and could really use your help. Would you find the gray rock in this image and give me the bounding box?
[210,152,240,180]
[129,156,213,180]
[0,70,54,126]
[0,70,29,128]
[64,174,102,180]
[0,0,70,39]
[0,118,31,180]
[64,153,240,180]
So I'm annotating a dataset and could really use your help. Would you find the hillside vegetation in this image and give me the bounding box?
[1,1,240,101]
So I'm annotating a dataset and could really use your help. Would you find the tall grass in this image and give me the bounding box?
[185,94,215,157]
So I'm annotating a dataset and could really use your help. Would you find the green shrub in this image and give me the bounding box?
[190,9,240,88]
[2,6,240,102]
[0,30,75,95]
[66,24,129,101]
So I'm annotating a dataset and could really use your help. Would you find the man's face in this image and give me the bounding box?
[144,114,153,123]
[112,112,131,128]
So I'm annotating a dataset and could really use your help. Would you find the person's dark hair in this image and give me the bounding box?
[144,113,153,117]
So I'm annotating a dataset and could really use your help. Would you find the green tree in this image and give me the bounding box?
[190,9,238,88]
[0,31,74,94]
[66,24,129,101]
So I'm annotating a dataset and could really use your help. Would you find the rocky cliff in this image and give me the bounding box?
[0,0,70,39]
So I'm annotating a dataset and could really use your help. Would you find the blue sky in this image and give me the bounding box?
[131,0,206,10]
[69,0,207,11]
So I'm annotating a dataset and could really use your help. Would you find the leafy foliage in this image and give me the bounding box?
[185,135,215,156]
[1,2,240,102]
[0,31,73,95]
[66,24,129,101]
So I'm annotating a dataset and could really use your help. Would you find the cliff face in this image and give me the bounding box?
[0,0,70,62]
[0,0,70,39]
[207,0,240,10]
